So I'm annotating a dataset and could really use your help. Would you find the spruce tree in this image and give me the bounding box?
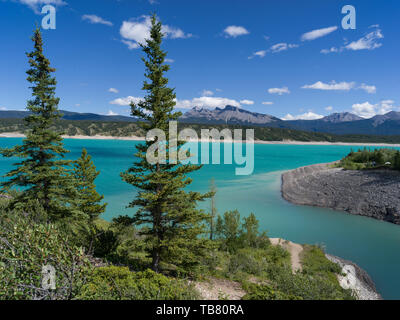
[73,148,106,220]
[0,28,78,221]
[121,15,211,273]
[73,148,107,251]
[240,213,259,248]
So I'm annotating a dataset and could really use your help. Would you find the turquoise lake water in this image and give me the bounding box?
[1,137,400,299]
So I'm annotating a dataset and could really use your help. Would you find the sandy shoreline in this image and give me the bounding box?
[1,132,400,147]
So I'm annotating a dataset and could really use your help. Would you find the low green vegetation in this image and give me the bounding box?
[0,208,92,300]
[0,194,355,300]
[240,244,353,300]
[337,148,400,170]
[77,267,199,300]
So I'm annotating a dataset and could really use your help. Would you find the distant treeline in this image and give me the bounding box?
[1,118,400,144]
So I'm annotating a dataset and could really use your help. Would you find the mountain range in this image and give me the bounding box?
[180,106,400,136]
[0,110,136,122]
[1,106,400,135]
[179,105,280,125]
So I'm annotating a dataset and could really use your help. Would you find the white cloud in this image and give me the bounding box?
[379,100,395,114]
[325,106,333,111]
[0,106,7,111]
[110,96,143,106]
[162,24,191,39]
[248,50,267,59]
[175,96,241,109]
[17,0,66,13]
[249,43,298,58]
[320,47,339,54]
[107,110,119,116]
[111,95,242,110]
[121,40,140,50]
[359,84,376,94]
[268,87,290,95]
[282,112,324,120]
[301,26,338,41]
[351,102,377,118]
[320,26,383,54]
[120,15,192,49]
[223,25,249,38]
[351,100,396,118]
[302,81,355,91]
[165,58,174,63]
[240,99,254,105]
[262,101,274,105]
[202,90,214,97]
[270,43,299,53]
[108,88,119,93]
[345,29,383,51]
[302,81,376,93]
[82,14,112,26]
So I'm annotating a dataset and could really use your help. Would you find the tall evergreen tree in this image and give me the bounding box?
[73,148,107,251]
[121,15,211,273]
[0,28,77,221]
[73,148,106,221]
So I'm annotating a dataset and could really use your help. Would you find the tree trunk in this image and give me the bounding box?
[151,249,160,273]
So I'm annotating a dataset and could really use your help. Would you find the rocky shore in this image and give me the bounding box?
[281,162,400,225]
[325,254,382,300]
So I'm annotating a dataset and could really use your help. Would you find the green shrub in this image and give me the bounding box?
[228,250,266,277]
[242,282,302,300]
[301,245,342,277]
[216,211,270,253]
[261,245,355,300]
[270,268,354,300]
[225,246,290,280]
[0,211,92,300]
[77,266,199,300]
[339,148,400,170]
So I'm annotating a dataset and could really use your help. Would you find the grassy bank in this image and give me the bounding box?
[336,148,400,170]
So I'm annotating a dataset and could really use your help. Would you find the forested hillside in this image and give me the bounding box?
[1,118,400,144]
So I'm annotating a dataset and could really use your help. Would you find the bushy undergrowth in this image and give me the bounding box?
[0,198,355,300]
[241,282,302,300]
[337,148,400,170]
[0,210,92,300]
[77,266,198,300]
[235,245,354,300]
[0,208,198,300]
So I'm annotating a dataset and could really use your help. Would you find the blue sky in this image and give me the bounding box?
[0,0,399,120]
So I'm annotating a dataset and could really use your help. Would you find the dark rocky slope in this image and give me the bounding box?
[281,162,400,225]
